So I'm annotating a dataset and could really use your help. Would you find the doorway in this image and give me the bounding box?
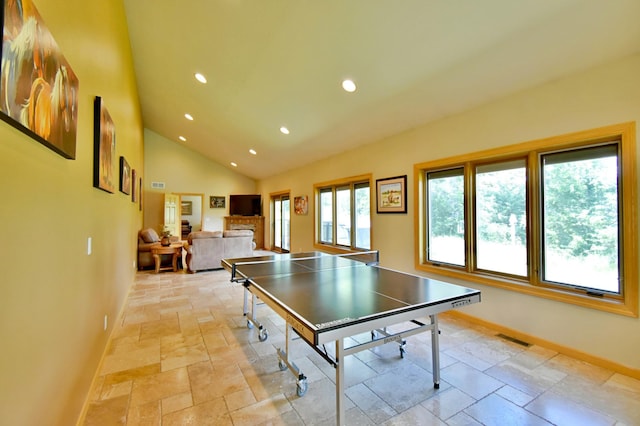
[272,193,290,253]
[176,193,204,238]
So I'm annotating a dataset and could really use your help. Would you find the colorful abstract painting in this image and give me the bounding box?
[0,0,79,158]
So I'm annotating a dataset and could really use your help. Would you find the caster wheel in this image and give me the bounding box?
[278,360,288,371]
[258,328,268,342]
[247,320,253,329]
[399,340,407,358]
[296,379,308,397]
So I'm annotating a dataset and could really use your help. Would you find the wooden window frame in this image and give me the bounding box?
[414,122,638,317]
[314,174,373,253]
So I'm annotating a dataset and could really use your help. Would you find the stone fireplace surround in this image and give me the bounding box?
[224,216,265,249]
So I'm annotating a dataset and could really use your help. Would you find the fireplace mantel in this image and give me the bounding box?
[224,216,265,249]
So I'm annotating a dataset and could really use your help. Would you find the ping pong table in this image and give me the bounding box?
[222,251,481,425]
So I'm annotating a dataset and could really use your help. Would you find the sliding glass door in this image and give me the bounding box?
[273,194,290,252]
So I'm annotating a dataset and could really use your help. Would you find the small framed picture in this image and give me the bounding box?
[210,196,225,208]
[294,195,308,215]
[93,97,116,193]
[131,169,138,202]
[376,175,407,214]
[119,156,131,195]
[181,200,193,215]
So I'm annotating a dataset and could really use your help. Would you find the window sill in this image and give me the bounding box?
[416,263,638,318]
[313,243,359,255]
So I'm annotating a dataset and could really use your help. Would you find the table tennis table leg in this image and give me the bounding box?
[277,324,307,396]
[430,314,440,389]
[243,287,249,317]
[243,285,268,341]
[335,338,345,425]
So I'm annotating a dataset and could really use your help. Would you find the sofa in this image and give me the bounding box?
[184,230,254,273]
[137,228,181,270]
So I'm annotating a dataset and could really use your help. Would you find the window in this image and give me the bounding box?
[315,175,372,251]
[336,186,351,246]
[416,123,637,316]
[475,160,527,277]
[319,188,333,244]
[541,145,619,294]
[427,169,465,266]
[354,183,371,249]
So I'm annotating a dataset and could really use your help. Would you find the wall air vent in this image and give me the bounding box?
[151,182,165,189]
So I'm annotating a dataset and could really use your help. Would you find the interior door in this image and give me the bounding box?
[163,193,181,238]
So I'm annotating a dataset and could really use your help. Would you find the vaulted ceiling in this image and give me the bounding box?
[124,0,640,180]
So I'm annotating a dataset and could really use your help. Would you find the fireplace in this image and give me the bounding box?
[229,224,256,231]
[224,216,265,249]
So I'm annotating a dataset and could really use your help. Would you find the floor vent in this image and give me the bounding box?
[496,333,531,347]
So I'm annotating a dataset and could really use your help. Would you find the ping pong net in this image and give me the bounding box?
[230,250,380,281]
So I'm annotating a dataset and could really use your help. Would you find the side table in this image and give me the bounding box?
[151,243,183,273]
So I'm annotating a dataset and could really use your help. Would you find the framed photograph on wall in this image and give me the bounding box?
[294,195,308,215]
[376,175,407,214]
[92,97,116,193]
[210,196,225,208]
[182,200,193,215]
[0,0,79,159]
[131,169,138,202]
[119,156,131,195]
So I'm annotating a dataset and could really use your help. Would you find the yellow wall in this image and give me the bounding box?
[258,54,640,372]
[142,129,257,232]
[0,1,143,424]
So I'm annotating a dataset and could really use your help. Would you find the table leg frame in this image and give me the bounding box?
[278,315,442,425]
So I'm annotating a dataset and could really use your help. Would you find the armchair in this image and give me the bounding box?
[137,228,181,270]
[181,220,192,239]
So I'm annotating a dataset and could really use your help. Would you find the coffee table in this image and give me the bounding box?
[151,243,183,273]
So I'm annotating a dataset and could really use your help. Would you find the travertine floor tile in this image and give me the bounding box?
[526,391,615,426]
[163,397,231,426]
[129,367,190,407]
[79,266,640,425]
[464,393,550,425]
[84,394,129,425]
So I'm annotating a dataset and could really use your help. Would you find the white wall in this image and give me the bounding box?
[258,54,640,372]
[181,195,202,231]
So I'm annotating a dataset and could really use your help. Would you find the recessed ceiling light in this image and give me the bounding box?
[280,126,290,135]
[178,136,186,142]
[230,162,237,167]
[195,73,207,84]
[249,149,257,155]
[342,79,356,92]
[185,113,194,121]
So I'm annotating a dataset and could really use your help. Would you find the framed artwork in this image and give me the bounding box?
[119,156,131,195]
[210,196,225,208]
[294,195,308,215]
[131,169,137,202]
[139,177,143,211]
[376,175,407,214]
[181,200,192,215]
[0,0,79,159]
[93,96,116,193]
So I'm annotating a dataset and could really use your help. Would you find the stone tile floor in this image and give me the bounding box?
[81,266,640,425]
